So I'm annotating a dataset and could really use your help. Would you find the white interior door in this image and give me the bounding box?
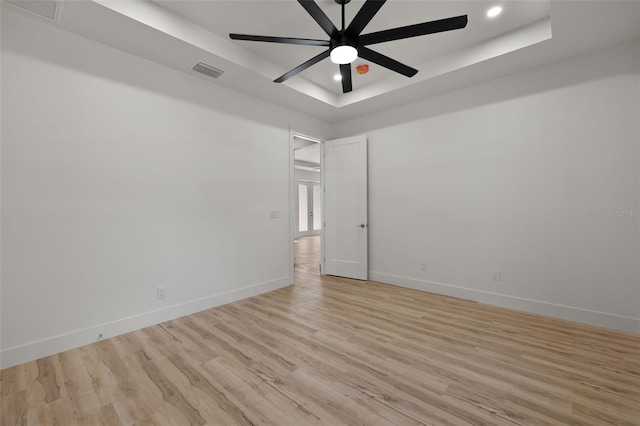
[323,135,368,280]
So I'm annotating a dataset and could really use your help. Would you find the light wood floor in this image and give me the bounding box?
[294,235,321,267]
[2,236,639,425]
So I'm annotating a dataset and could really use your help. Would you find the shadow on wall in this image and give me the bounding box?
[0,8,327,132]
[335,40,640,135]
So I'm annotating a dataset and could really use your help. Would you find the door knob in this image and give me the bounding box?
[357,224,367,228]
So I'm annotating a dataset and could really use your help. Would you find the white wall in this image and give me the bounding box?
[2,8,638,371]
[334,40,640,333]
[0,10,331,368]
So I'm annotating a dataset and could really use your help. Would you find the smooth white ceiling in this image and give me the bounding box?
[5,0,639,124]
[154,0,550,94]
[295,143,321,164]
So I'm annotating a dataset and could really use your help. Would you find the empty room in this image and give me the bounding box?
[1,0,639,425]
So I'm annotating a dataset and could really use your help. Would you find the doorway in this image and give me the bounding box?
[289,133,368,281]
[291,132,323,275]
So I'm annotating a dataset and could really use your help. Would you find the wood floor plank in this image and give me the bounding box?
[215,353,348,426]
[35,357,62,404]
[164,354,254,426]
[1,235,639,425]
[132,350,206,426]
[200,356,285,426]
[0,390,28,426]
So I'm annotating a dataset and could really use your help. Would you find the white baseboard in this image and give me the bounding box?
[0,276,292,369]
[369,272,640,334]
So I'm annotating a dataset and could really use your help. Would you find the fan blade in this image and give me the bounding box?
[360,15,468,45]
[298,0,338,37]
[358,47,417,77]
[230,34,330,46]
[346,0,387,37]
[274,49,331,83]
[340,64,352,93]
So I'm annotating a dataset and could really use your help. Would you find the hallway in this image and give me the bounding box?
[294,235,321,279]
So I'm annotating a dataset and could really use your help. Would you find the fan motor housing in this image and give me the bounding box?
[330,36,358,51]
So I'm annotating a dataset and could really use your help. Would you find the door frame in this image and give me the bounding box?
[289,129,323,280]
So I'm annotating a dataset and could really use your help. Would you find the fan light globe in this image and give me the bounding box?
[330,45,358,64]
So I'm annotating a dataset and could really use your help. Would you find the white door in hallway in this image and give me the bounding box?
[323,135,368,280]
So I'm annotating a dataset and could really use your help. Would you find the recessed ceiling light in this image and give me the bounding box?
[487,6,502,18]
[334,74,342,81]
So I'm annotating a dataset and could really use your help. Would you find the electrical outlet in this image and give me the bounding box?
[420,261,428,271]
[493,269,502,281]
[269,210,280,219]
[157,286,167,299]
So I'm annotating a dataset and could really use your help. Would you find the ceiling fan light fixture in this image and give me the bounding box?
[330,45,358,64]
[229,0,468,93]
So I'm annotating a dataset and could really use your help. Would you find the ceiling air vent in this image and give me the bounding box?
[192,62,224,79]
[6,0,61,21]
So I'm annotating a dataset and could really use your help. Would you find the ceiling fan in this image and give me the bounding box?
[230,0,468,94]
